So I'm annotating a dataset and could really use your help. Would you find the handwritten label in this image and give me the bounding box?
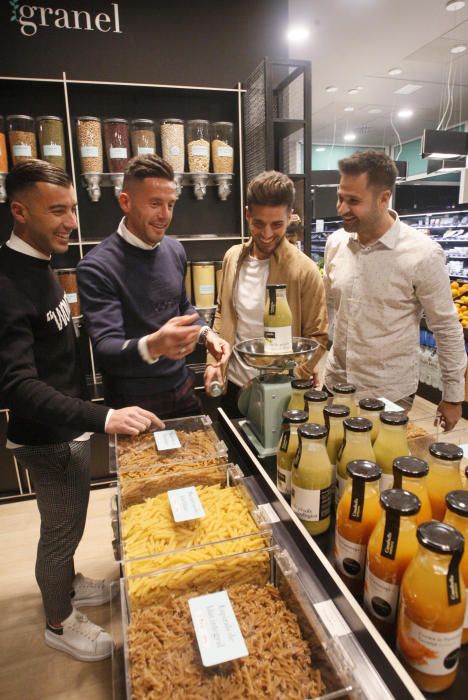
[168,486,205,522]
[154,429,181,451]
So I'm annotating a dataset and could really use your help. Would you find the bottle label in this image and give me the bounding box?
[217,145,233,157]
[334,529,366,579]
[279,429,290,452]
[43,144,62,156]
[198,284,214,295]
[277,467,291,495]
[380,472,394,492]
[191,144,209,156]
[337,474,348,501]
[264,326,292,354]
[397,616,463,676]
[381,511,400,560]
[13,144,32,157]
[291,484,331,522]
[364,562,399,622]
[137,146,155,155]
[349,477,365,522]
[447,551,463,606]
[80,145,99,158]
[65,292,78,304]
[170,144,181,155]
[110,147,128,159]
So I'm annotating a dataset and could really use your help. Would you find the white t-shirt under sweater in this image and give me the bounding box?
[228,256,270,387]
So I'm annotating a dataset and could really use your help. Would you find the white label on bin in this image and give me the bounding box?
[110,147,127,159]
[277,467,291,495]
[170,145,181,155]
[314,600,351,638]
[364,562,399,622]
[217,145,233,157]
[154,429,181,451]
[80,146,99,157]
[257,502,281,523]
[377,397,403,412]
[380,473,394,492]
[137,146,155,155]
[397,617,462,676]
[189,590,248,667]
[334,529,366,579]
[43,144,62,156]
[199,284,214,295]
[168,486,205,522]
[65,292,78,304]
[13,144,32,157]
[191,144,209,156]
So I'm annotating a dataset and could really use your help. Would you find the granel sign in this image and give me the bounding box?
[9,1,122,37]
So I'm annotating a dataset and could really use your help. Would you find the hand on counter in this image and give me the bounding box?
[146,313,201,360]
[434,400,462,432]
[105,407,165,435]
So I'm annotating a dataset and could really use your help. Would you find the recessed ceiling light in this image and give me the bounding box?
[356,86,364,91]
[446,0,465,12]
[344,133,356,142]
[388,67,403,76]
[394,84,422,95]
[286,26,310,42]
[348,88,359,95]
[450,44,467,54]
[368,108,382,114]
[325,85,338,93]
[397,108,414,118]
[344,106,354,112]
[315,147,326,152]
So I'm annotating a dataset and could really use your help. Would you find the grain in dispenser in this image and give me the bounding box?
[130,119,156,157]
[37,116,66,170]
[56,268,80,318]
[211,121,234,173]
[103,118,130,173]
[186,119,210,172]
[7,115,37,165]
[160,118,184,172]
[192,261,215,307]
[0,116,9,172]
[76,116,103,173]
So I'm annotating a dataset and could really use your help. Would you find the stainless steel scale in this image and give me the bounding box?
[234,337,318,457]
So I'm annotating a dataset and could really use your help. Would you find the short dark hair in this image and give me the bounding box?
[6,159,72,200]
[247,170,295,211]
[123,154,174,190]
[338,150,397,190]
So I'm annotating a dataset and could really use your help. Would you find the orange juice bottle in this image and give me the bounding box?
[304,389,328,426]
[276,409,308,498]
[393,456,432,525]
[336,417,375,504]
[364,489,420,639]
[332,383,357,417]
[358,398,385,444]
[373,411,410,492]
[444,490,468,645]
[334,459,382,596]
[288,379,313,411]
[427,443,463,521]
[397,521,465,693]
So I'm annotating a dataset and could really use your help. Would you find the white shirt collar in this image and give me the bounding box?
[6,232,50,260]
[117,217,160,251]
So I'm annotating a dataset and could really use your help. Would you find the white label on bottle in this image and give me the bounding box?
[377,397,402,412]
[43,144,62,156]
[191,144,209,156]
[314,600,351,637]
[170,144,181,155]
[380,472,394,492]
[137,146,155,155]
[80,146,98,157]
[154,429,181,451]
[337,474,348,502]
[168,486,205,522]
[264,326,292,354]
[65,292,78,304]
[397,617,463,676]
[277,467,291,495]
[199,284,214,295]
[110,147,127,159]
[334,529,366,579]
[217,145,233,157]
[291,484,331,522]
[189,590,248,667]
[13,144,32,157]
[364,562,399,622]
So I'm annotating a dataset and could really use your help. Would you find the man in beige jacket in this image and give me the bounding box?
[204,171,328,414]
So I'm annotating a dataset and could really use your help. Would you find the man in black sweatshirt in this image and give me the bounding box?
[0,160,162,662]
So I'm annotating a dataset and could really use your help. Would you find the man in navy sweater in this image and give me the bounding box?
[77,155,229,417]
[0,160,162,662]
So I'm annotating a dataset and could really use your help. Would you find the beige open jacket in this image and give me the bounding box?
[207,236,328,378]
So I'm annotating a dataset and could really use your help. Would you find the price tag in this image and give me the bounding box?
[314,600,351,637]
[257,502,281,523]
[316,219,324,233]
[168,486,205,522]
[189,590,249,666]
[154,429,181,451]
[377,397,403,413]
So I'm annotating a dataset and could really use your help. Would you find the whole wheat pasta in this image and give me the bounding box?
[117,429,221,471]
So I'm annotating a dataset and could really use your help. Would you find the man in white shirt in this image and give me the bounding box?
[324,150,466,431]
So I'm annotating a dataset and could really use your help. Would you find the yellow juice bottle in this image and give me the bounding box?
[324,403,350,502]
[393,456,432,525]
[373,411,410,492]
[427,443,463,521]
[288,379,313,411]
[276,409,308,498]
[332,383,357,417]
[337,417,375,504]
[443,490,468,645]
[304,389,328,426]
[263,283,292,354]
[358,398,385,443]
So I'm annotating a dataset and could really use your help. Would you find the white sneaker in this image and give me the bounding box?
[72,572,116,607]
[45,608,113,661]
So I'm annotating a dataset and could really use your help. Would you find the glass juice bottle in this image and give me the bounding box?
[373,411,410,492]
[444,490,468,645]
[288,379,313,411]
[358,398,385,443]
[335,459,382,596]
[393,456,432,525]
[263,284,292,354]
[364,489,421,639]
[397,521,465,693]
[337,417,375,504]
[291,423,333,536]
[304,389,328,425]
[276,409,308,498]
[427,442,463,521]
[332,383,357,417]
[324,404,350,497]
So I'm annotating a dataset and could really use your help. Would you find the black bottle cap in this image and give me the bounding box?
[417,521,465,555]
[358,398,386,412]
[298,423,328,440]
[393,456,429,478]
[346,460,381,481]
[380,488,421,516]
[282,409,308,424]
[324,404,350,418]
[333,383,356,394]
[291,379,314,390]
[379,411,409,426]
[343,417,373,432]
[445,490,468,518]
[304,389,328,403]
[429,442,464,461]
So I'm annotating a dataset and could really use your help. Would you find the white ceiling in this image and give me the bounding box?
[288,0,468,148]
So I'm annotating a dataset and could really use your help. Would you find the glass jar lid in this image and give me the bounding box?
[298,423,328,440]
[304,389,328,403]
[103,118,128,124]
[187,119,209,125]
[291,379,314,390]
[379,411,408,426]
[192,261,214,266]
[131,118,155,127]
[36,115,63,122]
[429,442,463,461]
[346,460,381,481]
[358,398,385,412]
[380,488,421,516]
[417,521,464,555]
[343,417,372,432]
[393,456,429,478]
[212,121,234,127]
[76,115,101,121]
[7,114,35,122]
[161,118,184,124]
[282,409,308,424]
[445,490,468,518]
[333,383,356,394]
[324,404,350,419]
